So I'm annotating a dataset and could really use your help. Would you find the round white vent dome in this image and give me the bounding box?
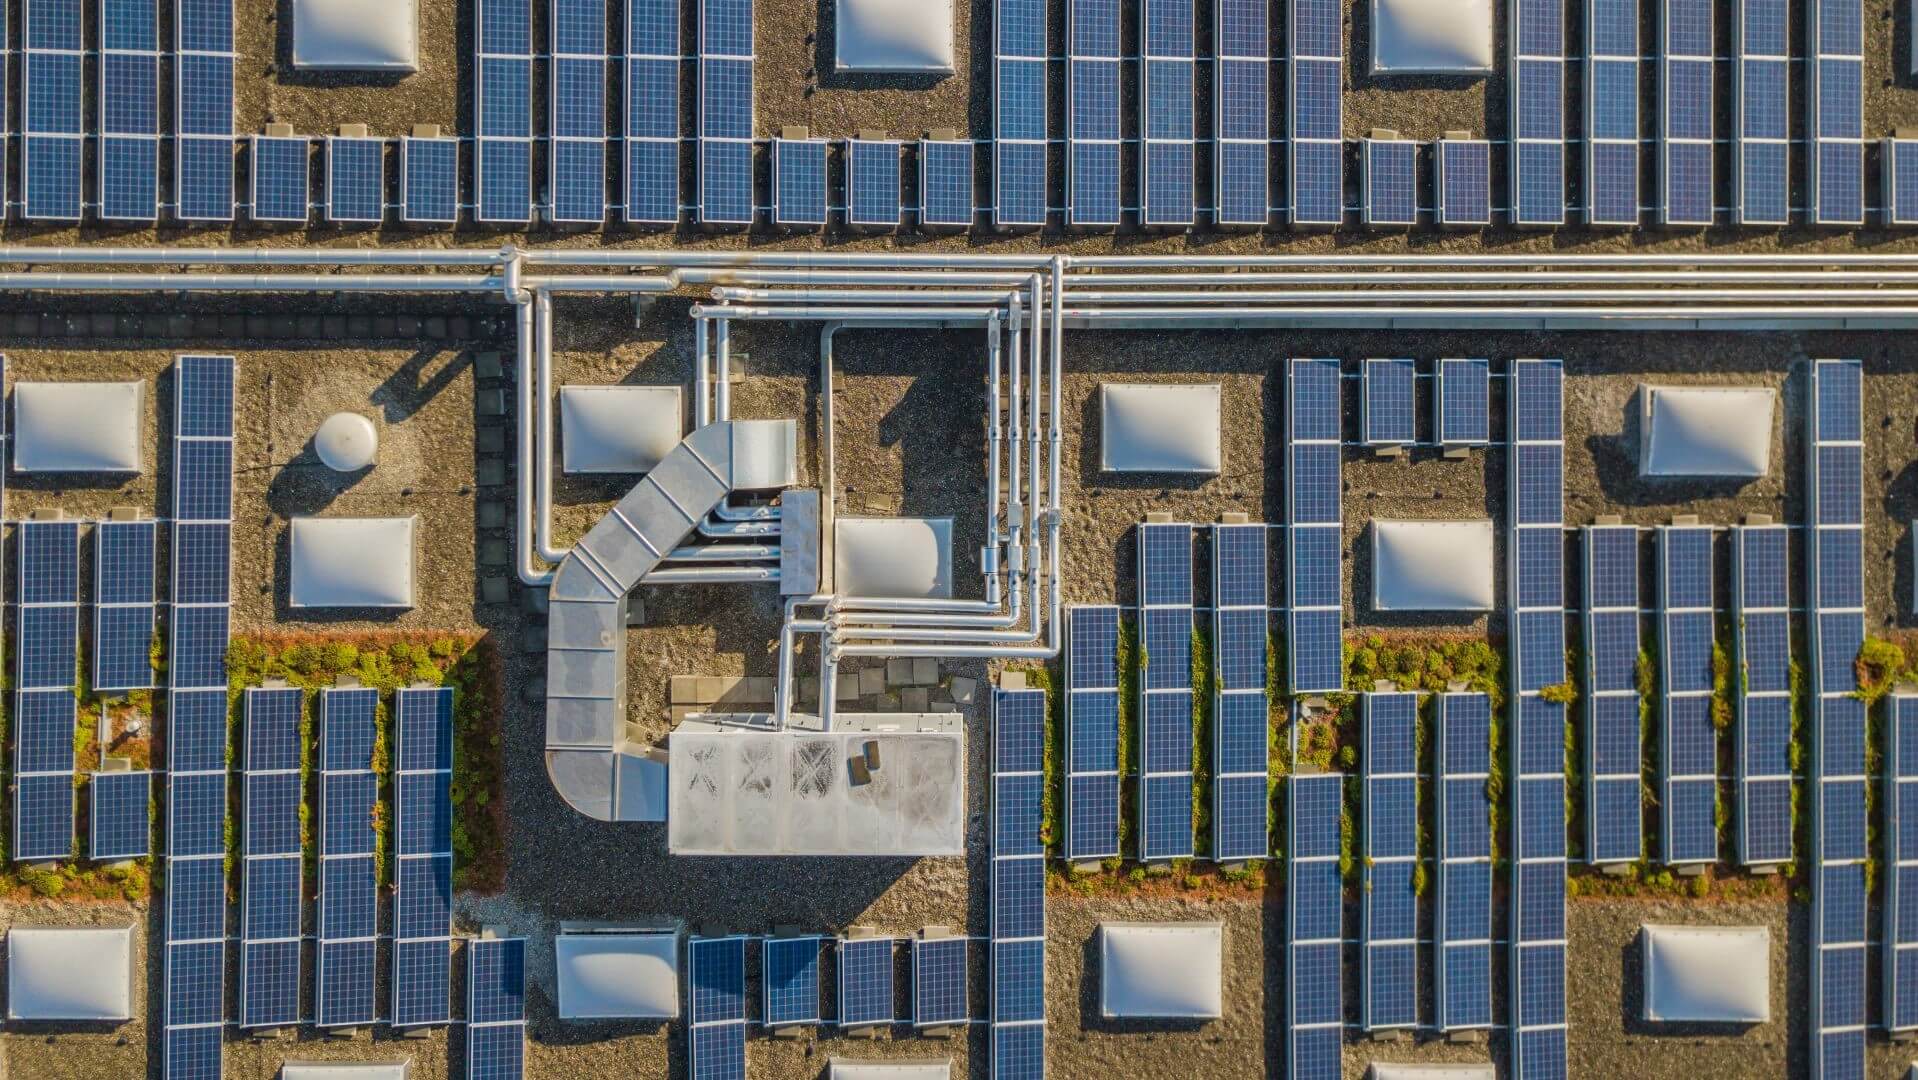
[315,412,379,471]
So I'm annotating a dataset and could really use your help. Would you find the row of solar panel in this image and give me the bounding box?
[1286,357,1342,694]
[1137,521,1197,862]
[992,687,1046,1080]
[743,935,975,1030]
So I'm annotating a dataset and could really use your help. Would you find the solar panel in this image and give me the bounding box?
[1809,0,1863,225]
[1733,524,1793,865]
[401,136,459,224]
[318,686,379,1028]
[773,137,828,227]
[1066,605,1122,862]
[393,686,454,1028]
[1288,772,1343,1078]
[1811,358,1867,1079]
[697,0,754,227]
[176,0,236,223]
[913,936,968,1027]
[1582,524,1643,865]
[1287,358,1343,693]
[468,938,527,1080]
[994,0,1047,229]
[15,519,79,863]
[249,135,309,222]
[1435,693,1493,1032]
[847,139,902,229]
[1288,0,1342,227]
[1067,0,1121,229]
[1659,0,1713,226]
[838,937,895,1027]
[1434,137,1490,228]
[94,519,157,691]
[689,935,748,1079]
[1137,523,1195,861]
[23,0,84,219]
[476,0,534,223]
[1361,358,1416,446]
[919,139,974,230]
[625,0,679,225]
[89,769,151,859]
[1885,139,1918,226]
[325,136,384,224]
[549,0,607,224]
[1511,0,1566,226]
[1215,0,1269,227]
[1733,0,1789,224]
[239,687,302,1029]
[100,0,162,220]
[1888,692,1918,1031]
[992,687,1047,1080]
[1141,0,1195,228]
[1361,139,1416,227]
[1436,357,1490,446]
[1585,0,1638,226]
[763,936,824,1027]
[1212,524,1269,862]
[1657,525,1718,864]
[1508,358,1566,1080]
[1362,693,1418,1032]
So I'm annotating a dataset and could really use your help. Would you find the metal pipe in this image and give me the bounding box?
[711,500,780,522]
[0,246,506,265]
[694,316,711,429]
[715,318,733,420]
[984,312,1004,605]
[0,272,501,292]
[690,304,1002,321]
[1063,269,1918,286]
[1053,287,1918,305]
[717,288,1024,304]
[513,276,552,586]
[665,544,780,562]
[696,517,781,538]
[1054,305,1918,322]
[535,291,567,566]
[642,566,781,584]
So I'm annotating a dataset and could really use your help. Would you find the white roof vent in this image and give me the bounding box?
[1100,383,1222,474]
[560,385,684,474]
[835,0,955,73]
[14,381,144,473]
[292,0,419,70]
[315,412,379,472]
[556,929,682,1020]
[1367,1067,1496,1080]
[828,1062,952,1080]
[1371,519,1496,611]
[834,517,954,599]
[1639,385,1776,478]
[1371,0,1495,73]
[1641,924,1771,1024]
[281,1064,412,1080]
[1098,922,1223,1020]
[289,516,417,609]
[7,926,135,1021]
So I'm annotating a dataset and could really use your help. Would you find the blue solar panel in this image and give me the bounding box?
[94,520,157,691]
[1066,605,1122,862]
[1809,0,1864,226]
[696,0,754,227]
[1288,48,1342,227]
[1658,525,1717,865]
[392,687,454,1028]
[1141,0,1196,228]
[838,937,895,1027]
[1735,0,1788,226]
[476,0,534,223]
[1886,139,1918,226]
[325,137,383,223]
[1215,0,1269,227]
[919,139,974,229]
[1137,525,1195,862]
[763,936,823,1026]
[1362,140,1416,227]
[1214,523,1270,862]
[1289,773,1343,1077]
[624,0,680,225]
[1432,357,1491,445]
[1730,525,1787,867]
[249,135,308,222]
[1361,358,1416,445]
[1436,693,1493,1032]
[1288,358,1343,695]
[1583,524,1642,865]
[772,138,827,227]
[100,0,161,220]
[400,137,458,224]
[317,687,379,1028]
[1585,0,1637,226]
[1893,697,1918,1033]
[1433,138,1490,227]
[912,936,968,1027]
[1363,694,1418,1032]
[468,938,527,1080]
[1659,0,1713,226]
[175,0,236,224]
[992,0,1044,229]
[993,686,1047,1080]
[22,0,83,220]
[846,139,902,228]
[89,770,151,859]
[550,0,608,224]
[1066,0,1121,229]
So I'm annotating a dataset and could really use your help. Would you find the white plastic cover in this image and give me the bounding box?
[13,381,144,473]
[829,1062,952,1080]
[1371,519,1496,611]
[835,517,954,599]
[1639,385,1776,478]
[559,385,684,474]
[289,516,417,609]
[1641,923,1771,1023]
[556,932,681,1020]
[1370,0,1495,73]
[281,1065,411,1080]
[1101,383,1222,474]
[1098,922,1224,1019]
[292,0,419,70]
[314,412,379,472]
[669,727,965,856]
[835,0,955,72]
[1368,1067,1496,1080]
[7,926,134,1021]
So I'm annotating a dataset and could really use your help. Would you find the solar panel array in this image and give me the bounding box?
[1657,524,1718,865]
[1287,0,1342,227]
[101,0,162,220]
[468,937,528,1080]
[476,0,533,223]
[698,0,754,226]
[1511,0,1566,226]
[763,936,824,1027]
[1361,693,1418,1033]
[89,769,152,859]
[394,686,455,1028]
[1434,692,1493,1033]
[176,0,235,220]
[625,0,679,224]
[15,519,79,862]
[1660,0,1714,226]
[690,935,748,1080]
[1809,357,1867,1079]
[1437,357,1491,446]
[550,0,608,224]
[250,135,309,222]
[914,936,968,1027]
[1212,523,1269,863]
[920,139,975,229]
[1287,772,1343,1078]
[1733,524,1792,866]
[1810,0,1866,225]
[1362,139,1416,228]
[1435,138,1491,228]
[1361,357,1416,447]
[1585,0,1637,226]
[1066,604,1122,862]
[95,518,157,692]
[1140,0,1195,228]
[24,0,85,219]
[848,139,903,229]
[1286,358,1343,693]
[240,686,304,1029]
[324,137,384,223]
[991,687,1046,1080]
[1137,522,1195,862]
[1507,358,1568,1080]
[1889,692,1918,1032]
[1214,0,1269,227]
[401,136,459,224]
[318,686,380,1028]
[773,137,828,227]
[994,0,1046,228]
[1582,524,1642,865]
[165,353,235,1080]
[1887,139,1918,225]
[1067,0,1120,229]
[1734,0,1789,224]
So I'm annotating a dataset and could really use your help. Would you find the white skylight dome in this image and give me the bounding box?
[1101,383,1223,474]
[1370,0,1495,73]
[7,925,135,1021]
[292,0,419,70]
[835,0,955,73]
[289,516,417,609]
[1640,924,1771,1024]
[560,385,684,474]
[14,381,144,473]
[1371,519,1496,611]
[1099,922,1224,1019]
[834,517,954,599]
[556,930,681,1020]
[1638,385,1776,478]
